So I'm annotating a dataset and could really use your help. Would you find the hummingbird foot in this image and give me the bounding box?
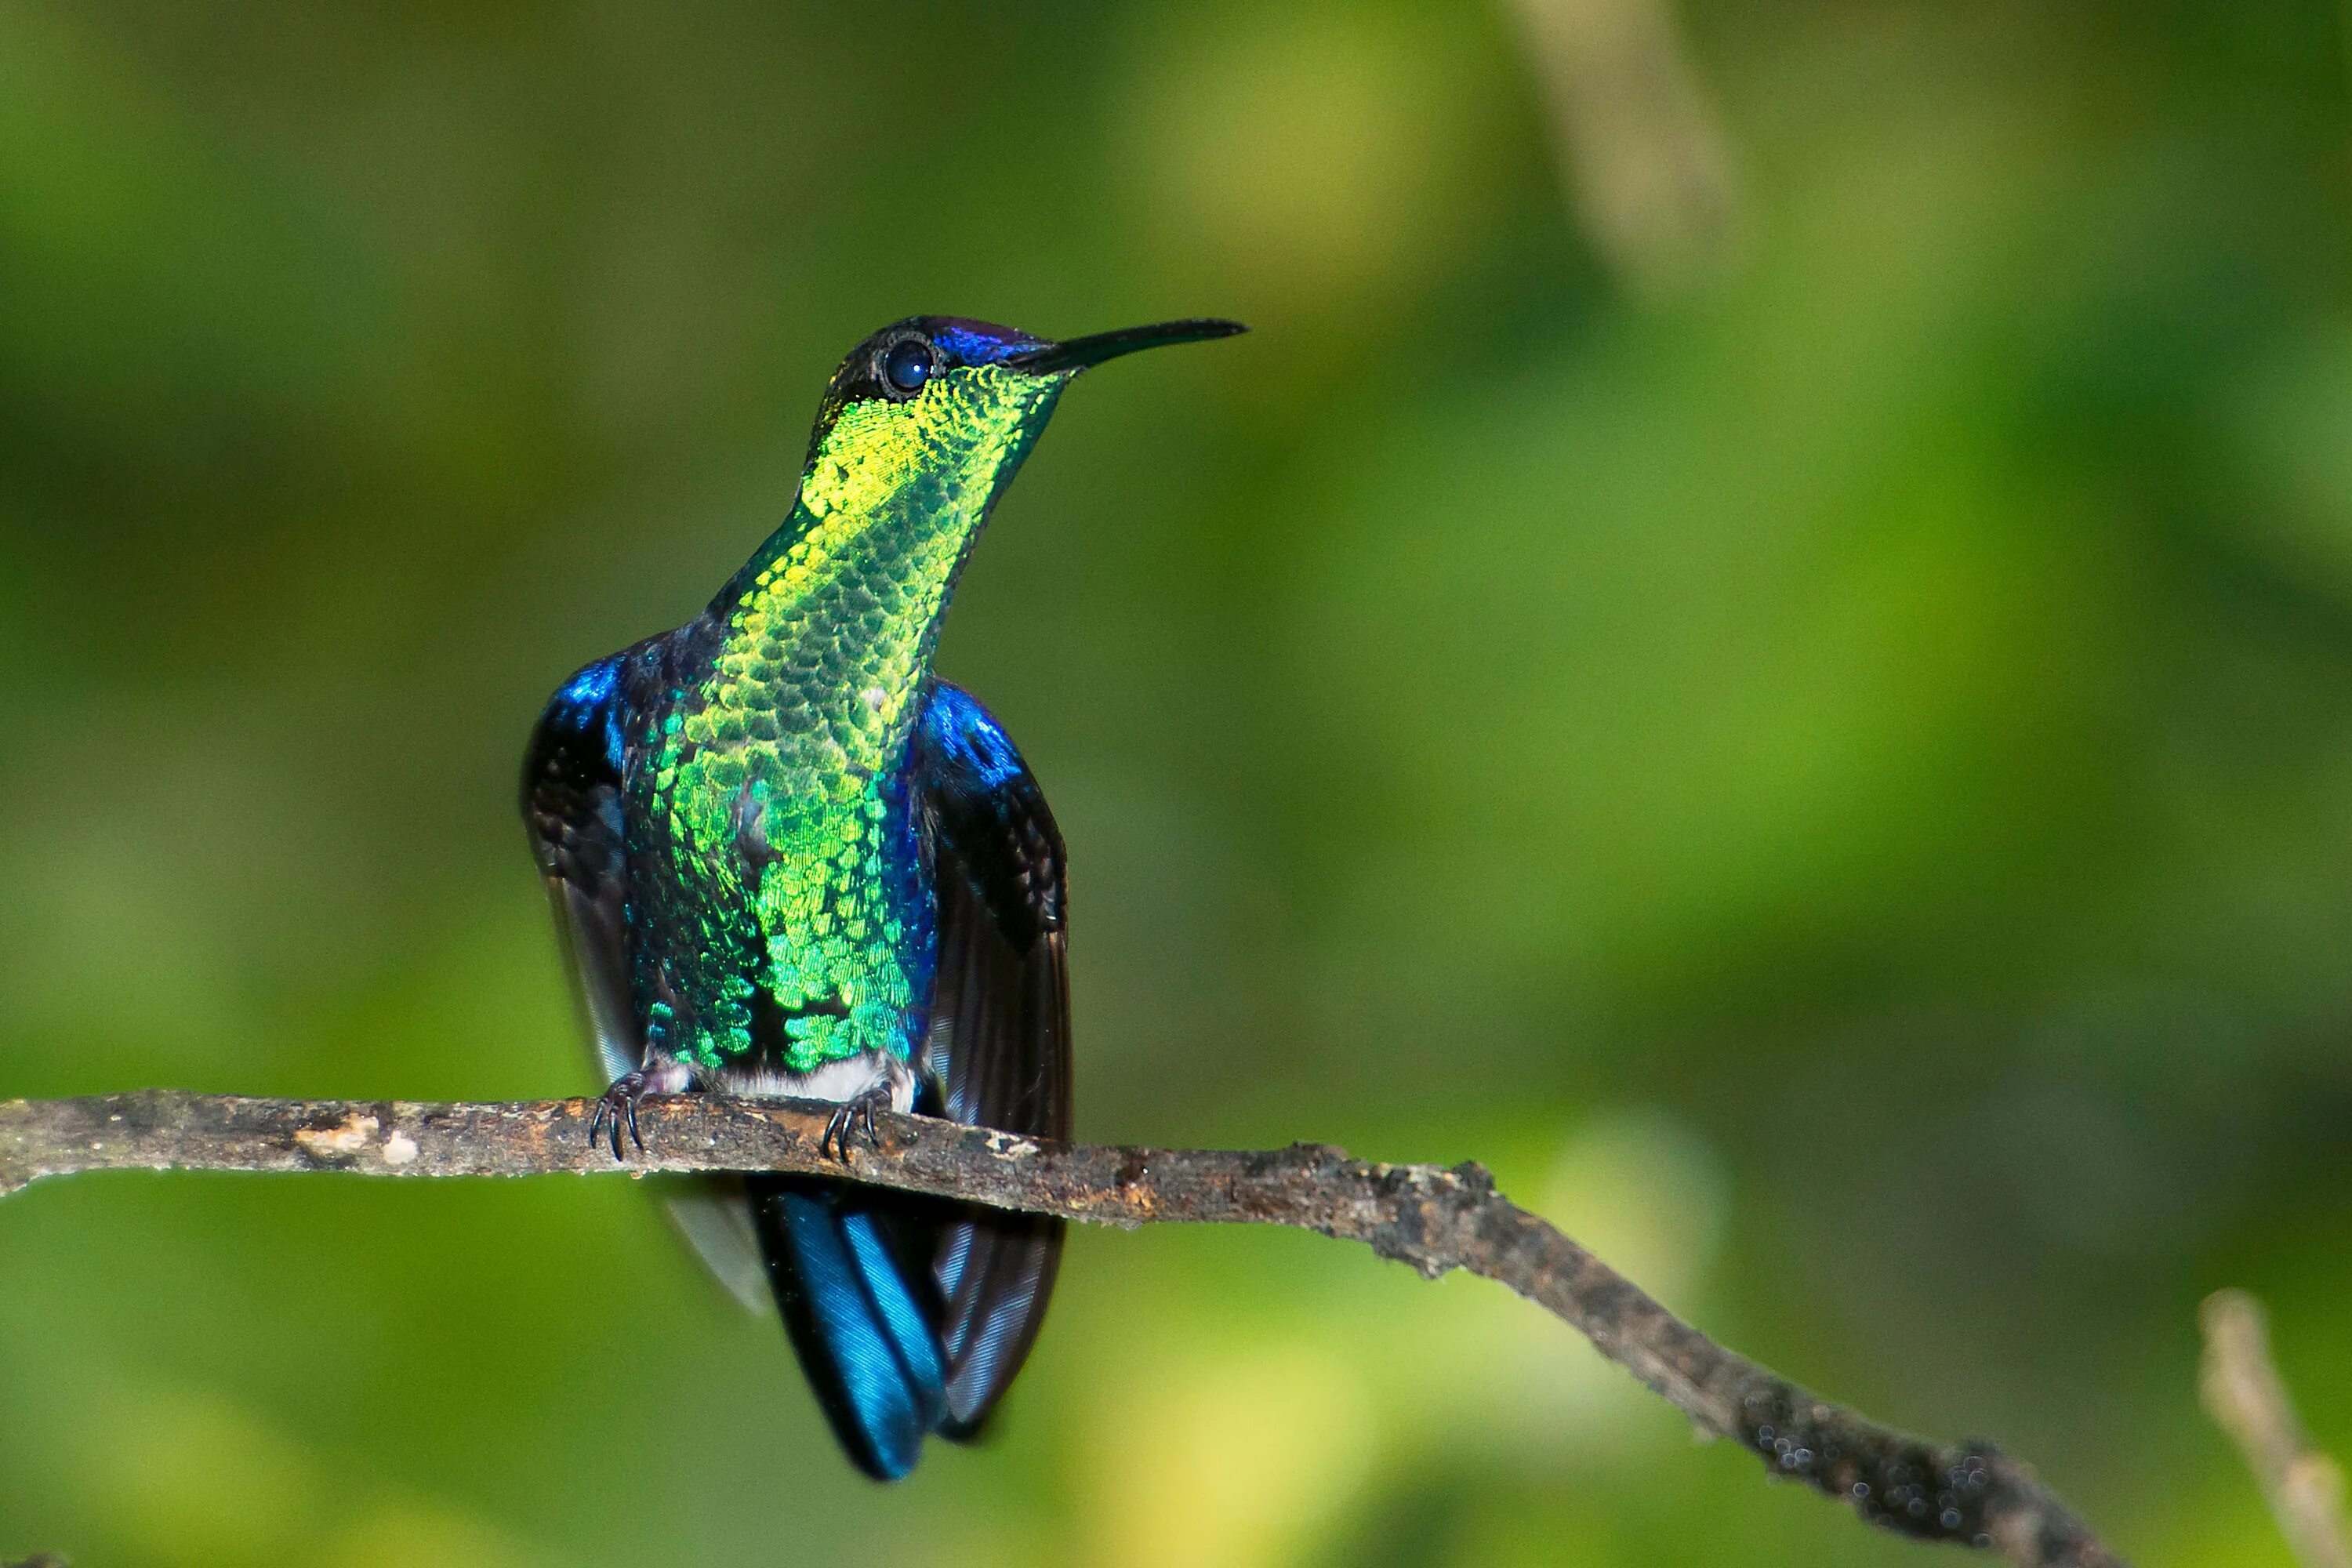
[818,1084,896,1163]
[589,1058,692,1161]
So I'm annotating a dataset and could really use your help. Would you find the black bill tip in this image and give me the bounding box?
[1005,318,1247,375]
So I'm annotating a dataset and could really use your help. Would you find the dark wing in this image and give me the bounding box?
[909,679,1073,1436]
[524,658,774,1313]
[521,655,641,1083]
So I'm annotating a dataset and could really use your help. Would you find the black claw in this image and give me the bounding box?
[819,1087,891,1164]
[590,1071,654,1163]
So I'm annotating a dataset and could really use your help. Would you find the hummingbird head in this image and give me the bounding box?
[728,314,1243,654]
[797,315,1245,518]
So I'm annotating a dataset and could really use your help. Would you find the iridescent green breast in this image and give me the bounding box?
[630,363,1062,1076]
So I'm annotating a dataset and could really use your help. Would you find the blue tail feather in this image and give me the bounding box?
[750,1175,946,1482]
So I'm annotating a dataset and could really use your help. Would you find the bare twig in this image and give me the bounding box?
[0,1090,2125,1567]
[2201,1289,2352,1568]
[1506,0,1744,294]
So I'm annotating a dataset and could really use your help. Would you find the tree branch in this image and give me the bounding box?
[2201,1289,2352,1568]
[0,1090,2125,1566]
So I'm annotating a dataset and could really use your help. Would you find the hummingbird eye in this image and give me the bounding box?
[880,337,936,399]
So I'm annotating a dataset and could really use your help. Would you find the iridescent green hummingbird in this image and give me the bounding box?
[521,314,1243,1479]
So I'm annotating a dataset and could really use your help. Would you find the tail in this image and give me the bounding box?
[746,1174,949,1482]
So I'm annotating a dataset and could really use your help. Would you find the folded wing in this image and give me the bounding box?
[910,679,1074,1436]
[524,655,773,1313]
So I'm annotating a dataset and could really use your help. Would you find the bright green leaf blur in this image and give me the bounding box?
[2,2,2348,1565]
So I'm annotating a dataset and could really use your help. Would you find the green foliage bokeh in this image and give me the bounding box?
[2,2,2348,1564]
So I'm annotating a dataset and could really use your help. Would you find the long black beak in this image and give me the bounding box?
[1005,318,1247,375]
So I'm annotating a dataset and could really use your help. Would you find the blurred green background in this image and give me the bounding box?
[2,0,2349,1563]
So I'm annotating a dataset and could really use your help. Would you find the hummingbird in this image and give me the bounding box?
[521,314,1243,1479]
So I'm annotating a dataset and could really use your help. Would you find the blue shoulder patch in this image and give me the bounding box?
[918,682,1025,792]
[547,656,626,773]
